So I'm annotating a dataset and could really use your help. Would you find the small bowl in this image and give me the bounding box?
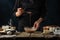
[24,27,36,33]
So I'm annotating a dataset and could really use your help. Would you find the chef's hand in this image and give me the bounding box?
[32,21,40,30]
[15,8,24,17]
[32,18,43,30]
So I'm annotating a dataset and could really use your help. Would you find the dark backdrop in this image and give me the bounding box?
[0,0,15,26]
[44,0,60,26]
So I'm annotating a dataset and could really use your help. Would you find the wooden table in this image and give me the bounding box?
[0,31,60,40]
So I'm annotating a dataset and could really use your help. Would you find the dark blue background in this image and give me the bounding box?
[0,0,15,26]
[44,0,60,26]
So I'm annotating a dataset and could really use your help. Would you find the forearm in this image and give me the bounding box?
[37,17,43,24]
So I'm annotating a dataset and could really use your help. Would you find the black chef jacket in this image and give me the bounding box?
[12,0,47,32]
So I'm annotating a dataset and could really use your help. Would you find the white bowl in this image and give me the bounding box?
[24,27,36,33]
